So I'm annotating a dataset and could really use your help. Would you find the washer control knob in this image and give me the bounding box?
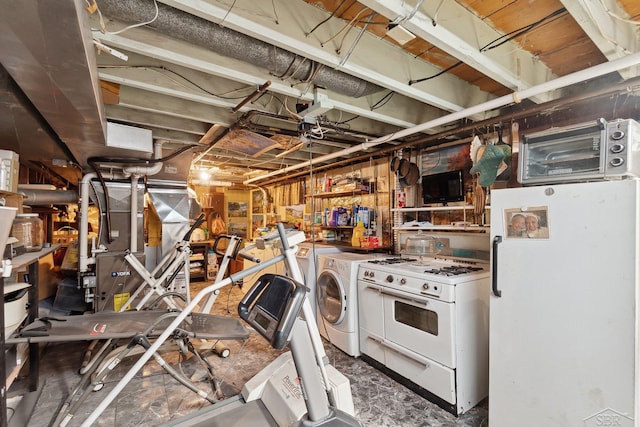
[422,283,430,290]
[610,143,625,153]
[386,275,394,283]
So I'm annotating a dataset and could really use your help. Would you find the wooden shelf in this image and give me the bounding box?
[394,225,489,232]
[307,190,372,198]
[392,205,491,212]
[328,241,390,252]
[10,245,62,270]
[189,243,210,281]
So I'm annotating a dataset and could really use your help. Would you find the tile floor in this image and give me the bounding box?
[9,282,488,427]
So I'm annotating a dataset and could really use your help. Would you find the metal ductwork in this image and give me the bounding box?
[97,0,383,98]
[19,189,79,205]
[0,0,107,170]
[146,180,192,257]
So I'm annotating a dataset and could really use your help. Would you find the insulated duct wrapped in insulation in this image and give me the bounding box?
[96,0,383,98]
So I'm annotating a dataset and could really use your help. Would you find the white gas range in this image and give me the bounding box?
[357,254,490,415]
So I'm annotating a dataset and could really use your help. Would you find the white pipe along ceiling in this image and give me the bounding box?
[245,52,640,184]
[0,0,638,187]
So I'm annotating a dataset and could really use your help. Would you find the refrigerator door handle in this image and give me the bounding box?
[492,235,503,297]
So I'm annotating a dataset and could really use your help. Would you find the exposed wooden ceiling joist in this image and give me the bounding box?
[560,0,638,79]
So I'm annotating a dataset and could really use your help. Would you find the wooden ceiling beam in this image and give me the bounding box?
[560,0,638,79]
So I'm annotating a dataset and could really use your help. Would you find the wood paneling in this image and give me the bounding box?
[619,0,640,18]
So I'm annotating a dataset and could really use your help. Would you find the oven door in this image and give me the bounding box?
[382,288,455,368]
[358,281,385,362]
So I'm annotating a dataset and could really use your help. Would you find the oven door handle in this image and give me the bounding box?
[380,289,430,305]
[368,335,431,367]
[492,235,502,297]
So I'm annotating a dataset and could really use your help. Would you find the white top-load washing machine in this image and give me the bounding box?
[294,242,343,319]
[316,252,382,357]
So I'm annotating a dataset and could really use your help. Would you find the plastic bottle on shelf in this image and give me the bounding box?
[351,221,365,247]
[329,207,339,226]
[361,207,369,228]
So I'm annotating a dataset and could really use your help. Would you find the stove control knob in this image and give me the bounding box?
[422,283,430,290]
[386,275,394,283]
[369,271,375,278]
[400,278,407,285]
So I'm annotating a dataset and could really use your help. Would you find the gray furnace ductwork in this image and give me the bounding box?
[96,0,383,98]
[146,180,196,259]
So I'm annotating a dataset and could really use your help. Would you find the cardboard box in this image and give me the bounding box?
[0,150,19,193]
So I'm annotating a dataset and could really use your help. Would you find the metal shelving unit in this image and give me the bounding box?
[1,245,60,427]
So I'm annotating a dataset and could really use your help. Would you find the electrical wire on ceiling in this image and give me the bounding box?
[272,53,302,79]
[583,0,635,55]
[98,65,257,100]
[270,0,279,25]
[431,0,446,26]
[306,0,353,37]
[297,63,327,96]
[283,57,309,80]
[283,96,304,120]
[390,0,425,26]
[409,8,566,86]
[338,12,377,66]
[219,0,238,26]
[308,120,325,140]
[336,115,359,125]
[601,2,640,24]
[334,88,400,124]
[408,61,463,86]
[320,6,369,48]
[479,8,566,52]
[335,11,377,54]
[253,92,287,116]
[370,90,395,110]
[87,0,159,35]
[350,18,389,26]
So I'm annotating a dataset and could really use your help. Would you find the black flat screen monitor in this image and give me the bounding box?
[422,170,464,205]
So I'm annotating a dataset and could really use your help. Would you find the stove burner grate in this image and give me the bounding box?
[422,265,484,276]
[367,258,417,265]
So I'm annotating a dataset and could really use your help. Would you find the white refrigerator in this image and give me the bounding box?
[489,179,639,427]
